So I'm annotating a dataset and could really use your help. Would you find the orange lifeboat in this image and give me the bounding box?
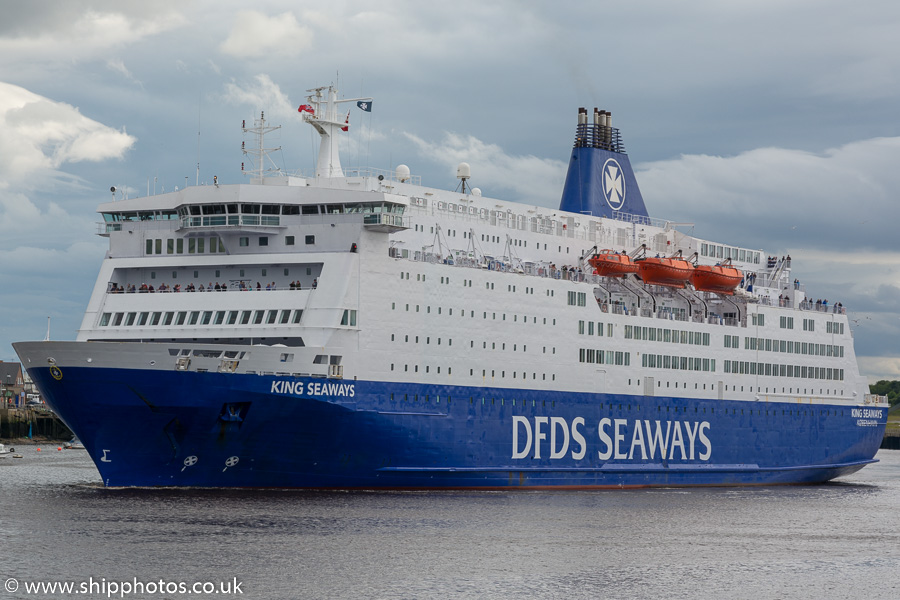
[691,263,743,295]
[588,250,638,277]
[636,256,694,288]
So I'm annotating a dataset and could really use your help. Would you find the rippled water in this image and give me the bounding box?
[1,447,899,599]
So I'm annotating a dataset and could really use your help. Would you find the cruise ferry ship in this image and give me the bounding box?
[14,85,888,488]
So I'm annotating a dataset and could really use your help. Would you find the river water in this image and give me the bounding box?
[1,447,898,599]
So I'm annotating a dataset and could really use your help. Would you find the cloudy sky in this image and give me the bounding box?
[1,0,900,380]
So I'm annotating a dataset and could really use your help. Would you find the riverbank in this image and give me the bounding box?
[0,407,73,441]
[880,404,900,449]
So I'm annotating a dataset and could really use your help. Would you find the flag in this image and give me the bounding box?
[357,100,372,112]
[341,111,350,131]
[298,104,314,114]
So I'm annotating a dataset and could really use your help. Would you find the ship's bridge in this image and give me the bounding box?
[97,186,409,236]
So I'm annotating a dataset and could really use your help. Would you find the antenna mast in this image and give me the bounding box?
[197,96,201,186]
[241,111,282,183]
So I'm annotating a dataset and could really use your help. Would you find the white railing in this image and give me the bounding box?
[179,215,282,228]
[864,394,889,405]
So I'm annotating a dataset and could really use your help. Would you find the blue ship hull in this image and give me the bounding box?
[27,365,885,488]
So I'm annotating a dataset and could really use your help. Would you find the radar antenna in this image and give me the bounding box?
[456,162,471,194]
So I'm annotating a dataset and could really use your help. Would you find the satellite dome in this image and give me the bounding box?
[471,187,482,197]
[456,162,471,180]
[396,164,410,182]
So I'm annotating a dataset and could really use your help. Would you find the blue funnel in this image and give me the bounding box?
[558,108,650,220]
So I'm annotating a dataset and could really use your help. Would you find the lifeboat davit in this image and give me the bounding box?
[636,257,694,288]
[691,264,743,295]
[588,251,638,277]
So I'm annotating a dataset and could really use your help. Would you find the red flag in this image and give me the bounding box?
[341,111,350,131]
[298,104,314,114]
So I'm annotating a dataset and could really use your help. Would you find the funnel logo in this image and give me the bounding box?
[602,158,626,211]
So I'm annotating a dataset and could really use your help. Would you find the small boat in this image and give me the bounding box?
[64,437,85,450]
[0,443,15,458]
[588,250,638,277]
[636,256,694,288]
[691,261,743,295]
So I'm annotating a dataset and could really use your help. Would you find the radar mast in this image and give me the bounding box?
[300,85,372,179]
[241,111,282,183]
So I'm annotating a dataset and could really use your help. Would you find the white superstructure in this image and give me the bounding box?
[80,85,875,410]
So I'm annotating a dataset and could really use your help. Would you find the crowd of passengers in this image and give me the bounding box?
[544,264,585,281]
[108,278,317,294]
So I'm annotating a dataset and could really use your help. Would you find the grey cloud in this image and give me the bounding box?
[0,1,185,36]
